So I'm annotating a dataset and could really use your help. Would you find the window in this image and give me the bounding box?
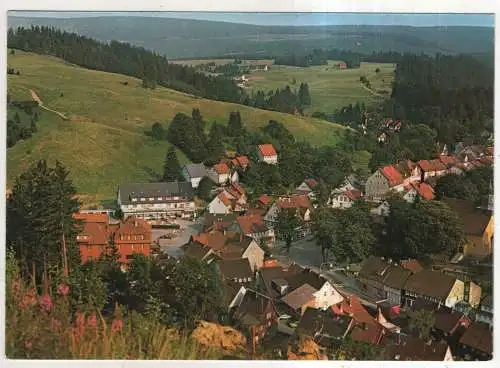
[149,197,154,201]
[238,278,243,283]
[132,198,137,202]
[131,244,134,251]
[140,198,146,202]
[157,197,163,201]
[266,312,272,320]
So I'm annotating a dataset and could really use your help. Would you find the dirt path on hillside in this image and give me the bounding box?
[360,84,386,98]
[30,89,69,120]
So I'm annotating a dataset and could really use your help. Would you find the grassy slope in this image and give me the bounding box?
[7,51,348,206]
[247,61,395,114]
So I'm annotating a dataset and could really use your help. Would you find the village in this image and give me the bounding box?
[73,138,494,361]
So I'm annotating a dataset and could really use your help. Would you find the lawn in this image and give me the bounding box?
[7,51,349,205]
[246,61,395,114]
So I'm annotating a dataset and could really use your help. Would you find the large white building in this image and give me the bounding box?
[117,182,196,221]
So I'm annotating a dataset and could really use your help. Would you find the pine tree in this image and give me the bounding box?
[162,147,182,182]
[205,123,226,165]
[192,108,205,135]
[7,160,81,283]
[227,111,243,136]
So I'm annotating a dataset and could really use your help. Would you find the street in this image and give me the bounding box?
[155,218,203,258]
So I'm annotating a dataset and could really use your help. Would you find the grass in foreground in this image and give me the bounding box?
[7,51,349,204]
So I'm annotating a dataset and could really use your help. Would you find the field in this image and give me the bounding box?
[171,59,274,67]
[6,51,349,206]
[247,61,396,114]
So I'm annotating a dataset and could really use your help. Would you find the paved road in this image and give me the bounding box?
[157,218,202,258]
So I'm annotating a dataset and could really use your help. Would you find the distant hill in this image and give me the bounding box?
[6,51,348,205]
[8,16,494,59]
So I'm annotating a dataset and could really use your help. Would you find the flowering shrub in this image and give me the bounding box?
[5,276,225,360]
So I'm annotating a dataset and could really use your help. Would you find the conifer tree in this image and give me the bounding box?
[162,146,182,182]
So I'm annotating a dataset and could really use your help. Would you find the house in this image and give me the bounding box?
[364,166,405,201]
[258,144,278,165]
[295,179,319,198]
[208,163,231,185]
[382,334,454,361]
[332,296,386,345]
[230,155,250,172]
[402,182,435,202]
[418,159,448,180]
[358,257,412,307]
[74,213,152,265]
[395,160,422,183]
[208,192,233,214]
[439,155,459,170]
[117,182,195,221]
[260,265,344,311]
[441,198,493,257]
[232,289,278,346]
[335,61,347,69]
[203,213,239,233]
[208,183,247,215]
[280,284,318,316]
[331,177,357,195]
[437,143,449,156]
[403,270,465,308]
[237,214,275,246]
[256,194,273,209]
[432,309,470,339]
[217,258,254,284]
[329,189,362,209]
[181,241,216,263]
[459,322,493,360]
[182,163,208,189]
[264,195,313,239]
[296,307,354,347]
[224,284,247,311]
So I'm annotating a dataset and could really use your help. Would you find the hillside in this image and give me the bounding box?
[6,51,348,206]
[8,16,494,59]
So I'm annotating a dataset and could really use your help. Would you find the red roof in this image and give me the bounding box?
[115,216,152,240]
[236,155,249,167]
[379,166,404,187]
[439,155,458,168]
[400,259,423,273]
[258,144,277,157]
[217,192,232,207]
[343,189,362,201]
[258,194,273,206]
[304,179,319,189]
[73,213,108,223]
[419,159,446,172]
[418,160,433,172]
[278,195,312,211]
[429,159,447,171]
[416,182,435,201]
[213,163,230,175]
[479,156,494,166]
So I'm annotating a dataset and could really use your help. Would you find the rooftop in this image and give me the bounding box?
[379,166,404,187]
[258,144,277,157]
[118,182,194,205]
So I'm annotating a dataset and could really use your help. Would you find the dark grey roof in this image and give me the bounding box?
[234,289,274,326]
[183,163,208,179]
[118,182,194,205]
[217,258,253,280]
[297,307,353,341]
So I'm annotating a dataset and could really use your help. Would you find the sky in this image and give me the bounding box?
[8,11,495,27]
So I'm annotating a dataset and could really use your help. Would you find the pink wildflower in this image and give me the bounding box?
[18,289,37,310]
[87,312,98,329]
[11,278,22,296]
[57,283,70,297]
[24,340,32,349]
[111,319,123,333]
[38,294,53,312]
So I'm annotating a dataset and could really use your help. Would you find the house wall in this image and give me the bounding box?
[264,203,279,228]
[231,171,239,183]
[79,243,105,263]
[259,152,278,165]
[444,347,454,361]
[365,170,390,200]
[382,285,403,306]
[403,189,417,203]
[468,282,482,308]
[313,282,345,310]
[120,201,196,221]
[445,280,465,308]
[190,177,202,189]
[208,197,231,214]
[208,169,229,185]
[330,194,354,209]
[228,287,247,311]
[242,240,265,271]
